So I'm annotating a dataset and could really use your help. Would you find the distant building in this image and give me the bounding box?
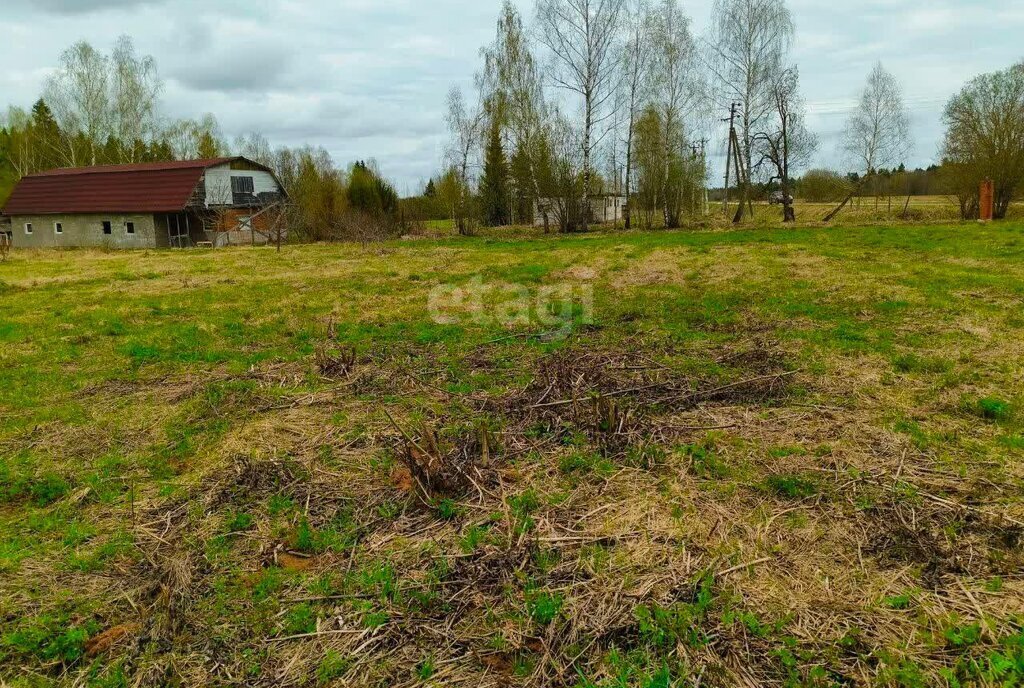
[534,194,627,228]
[0,157,286,249]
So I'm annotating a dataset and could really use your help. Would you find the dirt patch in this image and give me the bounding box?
[867,502,1024,587]
[85,623,141,657]
[390,465,414,492]
[868,520,964,588]
[277,552,315,571]
[612,248,690,288]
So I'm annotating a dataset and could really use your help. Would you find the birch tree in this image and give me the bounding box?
[0,107,38,178]
[445,86,484,234]
[233,132,275,168]
[110,36,162,163]
[620,0,655,229]
[165,114,224,160]
[650,0,703,228]
[44,37,164,166]
[480,1,549,219]
[842,62,911,176]
[706,0,794,212]
[841,62,911,209]
[44,40,110,166]
[535,0,627,231]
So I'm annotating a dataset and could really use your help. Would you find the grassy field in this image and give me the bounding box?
[1,221,1024,687]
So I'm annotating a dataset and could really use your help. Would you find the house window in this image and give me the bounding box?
[238,216,252,230]
[125,221,135,235]
[102,221,112,235]
[54,222,63,234]
[25,222,33,235]
[231,176,255,194]
[231,176,256,205]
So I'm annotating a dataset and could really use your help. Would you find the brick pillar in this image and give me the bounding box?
[979,179,995,222]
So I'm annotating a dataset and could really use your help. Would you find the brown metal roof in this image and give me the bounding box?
[0,158,242,215]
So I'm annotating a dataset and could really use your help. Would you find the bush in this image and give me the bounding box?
[799,169,853,203]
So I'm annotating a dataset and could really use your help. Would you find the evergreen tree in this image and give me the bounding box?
[509,146,535,224]
[479,120,510,226]
[348,162,380,213]
[347,161,398,215]
[30,99,64,169]
[374,175,398,214]
[424,178,437,197]
[196,130,221,159]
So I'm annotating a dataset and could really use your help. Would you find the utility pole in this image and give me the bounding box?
[721,101,755,225]
[730,124,749,224]
[722,103,738,217]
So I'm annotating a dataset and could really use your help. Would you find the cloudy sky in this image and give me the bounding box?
[3,0,1023,193]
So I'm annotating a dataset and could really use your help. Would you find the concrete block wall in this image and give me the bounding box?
[9,213,158,249]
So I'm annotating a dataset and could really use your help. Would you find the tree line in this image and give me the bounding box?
[3,21,1022,235]
[0,36,404,241]
[420,0,1023,229]
[420,0,814,233]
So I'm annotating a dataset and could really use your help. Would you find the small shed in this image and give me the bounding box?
[534,194,627,227]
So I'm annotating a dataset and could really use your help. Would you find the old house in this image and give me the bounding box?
[0,157,286,249]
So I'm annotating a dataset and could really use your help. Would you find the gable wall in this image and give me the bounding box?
[203,164,281,206]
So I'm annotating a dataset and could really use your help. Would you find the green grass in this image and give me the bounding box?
[2,221,1024,685]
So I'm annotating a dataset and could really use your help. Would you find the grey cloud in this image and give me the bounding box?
[4,0,1023,190]
[171,48,297,93]
[12,0,162,14]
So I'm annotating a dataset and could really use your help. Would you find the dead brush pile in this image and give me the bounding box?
[499,344,797,439]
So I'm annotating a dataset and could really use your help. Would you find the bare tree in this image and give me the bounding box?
[234,132,275,168]
[706,0,794,214]
[752,67,817,222]
[631,106,664,228]
[200,174,236,246]
[835,62,911,215]
[842,63,911,179]
[543,113,590,232]
[165,114,224,161]
[620,0,655,229]
[1,107,38,178]
[604,101,625,212]
[44,41,110,166]
[44,37,164,166]
[535,0,627,231]
[444,86,485,235]
[250,201,291,253]
[110,36,162,163]
[650,0,703,228]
